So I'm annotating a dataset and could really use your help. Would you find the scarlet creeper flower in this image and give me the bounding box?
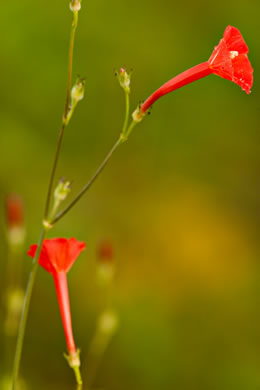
[96,240,115,286]
[140,25,253,115]
[27,238,86,367]
[97,240,114,263]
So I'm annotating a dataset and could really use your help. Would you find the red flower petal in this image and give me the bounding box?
[223,25,248,54]
[27,238,86,274]
[208,25,253,94]
[232,54,254,94]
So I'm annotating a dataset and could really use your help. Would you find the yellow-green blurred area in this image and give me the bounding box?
[0,0,260,389]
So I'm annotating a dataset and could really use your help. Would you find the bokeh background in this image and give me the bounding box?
[0,0,260,389]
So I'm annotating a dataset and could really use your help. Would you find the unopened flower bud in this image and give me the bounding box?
[6,194,24,229]
[5,194,25,247]
[70,0,81,12]
[97,241,115,286]
[71,77,85,103]
[47,178,71,225]
[98,240,114,262]
[117,68,131,93]
[54,178,71,202]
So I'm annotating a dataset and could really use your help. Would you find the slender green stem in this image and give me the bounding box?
[73,366,83,385]
[50,136,122,225]
[48,198,60,223]
[65,100,77,126]
[44,11,79,220]
[43,122,66,220]
[11,8,81,390]
[11,228,46,390]
[122,91,130,135]
[124,119,137,140]
[65,11,78,119]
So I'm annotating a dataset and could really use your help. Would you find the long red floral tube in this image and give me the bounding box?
[140,25,253,115]
[28,238,86,376]
[53,271,76,354]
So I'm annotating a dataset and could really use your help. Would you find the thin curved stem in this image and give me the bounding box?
[50,88,133,226]
[44,11,79,220]
[11,228,46,390]
[50,136,122,225]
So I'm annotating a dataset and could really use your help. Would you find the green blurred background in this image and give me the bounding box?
[0,0,260,389]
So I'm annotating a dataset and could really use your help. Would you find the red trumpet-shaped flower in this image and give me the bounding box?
[208,25,253,94]
[28,238,86,377]
[140,26,253,115]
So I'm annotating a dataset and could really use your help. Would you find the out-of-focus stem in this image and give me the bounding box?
[12,7,81,390]
[85,328,113,387]
[11,228,46,390]
[85,309,118,388]
[123,120,137,141]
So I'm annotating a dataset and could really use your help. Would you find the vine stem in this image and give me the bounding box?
[11,9,80,389]
[50,136,123,225]
[11,228,46,390]
[44,11,79,220]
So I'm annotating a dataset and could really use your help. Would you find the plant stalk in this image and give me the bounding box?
[44,11,79,220]
[11,228,46,390]
[51,136,122,225]
[12,9,80,389]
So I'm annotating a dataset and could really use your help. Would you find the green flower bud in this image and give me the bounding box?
[54,177,71,202]
[117,68,131,93]
[71,77,85,103]
[70,0,81,12]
